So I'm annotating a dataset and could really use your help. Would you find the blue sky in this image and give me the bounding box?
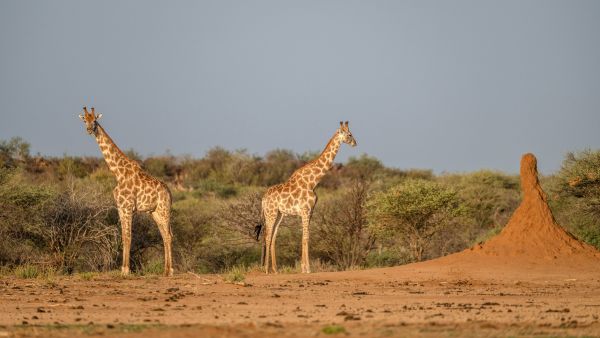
[1,1,599,173]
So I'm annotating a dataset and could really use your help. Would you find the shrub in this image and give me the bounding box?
[368,179,464,262]
[312,180,375,269]
[0,137,30,168]
[0,168,54,267]
[557,149,600,217]
[41,178,118,273]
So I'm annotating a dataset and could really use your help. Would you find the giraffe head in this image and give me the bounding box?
[78,106,103,136]
[338,121,357,147]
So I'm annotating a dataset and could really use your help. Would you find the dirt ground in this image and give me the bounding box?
[1,262,600,338]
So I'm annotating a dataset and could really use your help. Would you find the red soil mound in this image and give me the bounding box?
[468,153,599,259]
[413,153,600,279]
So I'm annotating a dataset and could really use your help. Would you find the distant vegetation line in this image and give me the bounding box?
[1,136,598,276]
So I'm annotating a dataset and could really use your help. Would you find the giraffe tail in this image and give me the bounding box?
[253,223,263,242]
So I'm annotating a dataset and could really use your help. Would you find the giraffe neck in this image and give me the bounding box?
[307,132,342,187]
[94,124,136,178]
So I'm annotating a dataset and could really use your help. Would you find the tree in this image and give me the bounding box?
[438,170,520,246]
[0,168,53,266]
[558,149,600,216]
[0,137,30,168]
[313,179,375,269]
[550,149,600,249]
[368,179,463,262]
[261,149,301,186]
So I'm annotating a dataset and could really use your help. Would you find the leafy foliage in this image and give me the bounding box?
[557,149,600,217]
[368,179,464,261]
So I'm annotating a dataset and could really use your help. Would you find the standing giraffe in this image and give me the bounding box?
[260,121,357,274]
[78,107,174,276]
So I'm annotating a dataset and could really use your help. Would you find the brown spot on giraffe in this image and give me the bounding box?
[261,121,357,274]
[79,107,174,277]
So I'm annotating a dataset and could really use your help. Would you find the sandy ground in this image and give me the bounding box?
[1,262,600,338]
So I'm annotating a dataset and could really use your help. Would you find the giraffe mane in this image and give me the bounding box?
[96,124,141,168]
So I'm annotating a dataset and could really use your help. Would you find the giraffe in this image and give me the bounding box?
[78,107,174,276]
[260,121,357,274]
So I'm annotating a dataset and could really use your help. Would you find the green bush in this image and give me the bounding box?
[368,179,464,261]
[365,247,412,267]
[557,149,600,217]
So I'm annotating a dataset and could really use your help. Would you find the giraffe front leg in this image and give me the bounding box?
[118,209,133,276]
[301,212,311,274]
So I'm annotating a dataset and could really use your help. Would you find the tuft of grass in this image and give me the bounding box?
[223,265,246,283]
[139,259,163,276]
[277,259,338,274]
[322,324,346,335]
[79,272,96,281]
[280,265,300,274]
[245,263,265,274]
[39,267,59,285]
[108,269,135,280]
[14,264,39,279]
[11,323,162,336]
[0,265,11,277]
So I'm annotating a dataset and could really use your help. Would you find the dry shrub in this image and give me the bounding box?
[218,190,264,242]
[313,179,375,269]
[41,178,118,272]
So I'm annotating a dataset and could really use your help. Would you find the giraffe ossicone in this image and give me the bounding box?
[79,107,174,277]
[260,121,357,274]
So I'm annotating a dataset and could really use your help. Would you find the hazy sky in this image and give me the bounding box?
[1,1,599,174]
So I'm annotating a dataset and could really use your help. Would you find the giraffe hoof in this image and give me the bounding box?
[121,266,130,275]
[164,268,174,277]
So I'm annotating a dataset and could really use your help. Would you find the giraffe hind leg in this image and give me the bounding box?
[152,196,173,277]
[270,213,283,274]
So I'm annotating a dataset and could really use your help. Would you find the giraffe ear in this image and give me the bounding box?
[78,114,85,121]
[96,113,103,120]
